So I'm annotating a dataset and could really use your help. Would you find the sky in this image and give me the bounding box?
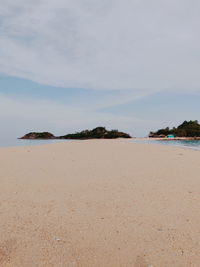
[0,0,200,139]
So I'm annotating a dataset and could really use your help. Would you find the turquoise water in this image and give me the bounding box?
[0,138,75,147]
[1,138,200,150]
[132,139,200,150]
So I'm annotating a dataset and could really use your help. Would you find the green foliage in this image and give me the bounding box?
[20,132,55,139]
[59,127,131,139]
[150,120,200,137]
[21,127,131,140]
[177,120,200,137]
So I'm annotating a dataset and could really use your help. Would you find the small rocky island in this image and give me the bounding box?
[149,120,200,139]
[20,127,131,140]
[20,132,55,139]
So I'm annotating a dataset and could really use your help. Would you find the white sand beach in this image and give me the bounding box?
[0,140,200,266]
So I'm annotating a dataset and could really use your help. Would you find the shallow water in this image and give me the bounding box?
[1,137,200,150]
[132,139,200,150]
[0,138,75,147]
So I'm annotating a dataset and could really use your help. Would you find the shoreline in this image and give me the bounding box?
[132,138,200,151]
[1,137,200,151]
[134,137,200,141]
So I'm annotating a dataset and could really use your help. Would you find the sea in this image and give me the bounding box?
[132,139,200,150]
[0,138,75,147]
[1,137,200,150]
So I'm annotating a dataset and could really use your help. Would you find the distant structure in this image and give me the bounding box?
[167,134,175,139]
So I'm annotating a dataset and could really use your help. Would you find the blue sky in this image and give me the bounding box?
[0,0,200,139]
[1,75,200,139]
[0,75,152,138]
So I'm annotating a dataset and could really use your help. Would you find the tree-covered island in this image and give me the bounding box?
[149,120,200,138]
[20,127,131,140]
[20,132,55,139]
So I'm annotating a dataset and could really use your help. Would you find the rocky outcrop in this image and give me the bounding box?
[20,132,55,139]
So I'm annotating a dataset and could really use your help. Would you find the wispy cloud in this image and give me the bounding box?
[0,93,156,138]
[0,0,200,91]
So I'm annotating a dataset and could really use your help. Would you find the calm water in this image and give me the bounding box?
[1,138,200,150]
[0,138,75,147]
[132,139,200,150]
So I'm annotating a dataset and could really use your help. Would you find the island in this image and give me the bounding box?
[20,132,55,139]
[19,127,131,140]
[149,120,200,139]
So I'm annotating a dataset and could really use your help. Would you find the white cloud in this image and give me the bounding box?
[0,94,157,138]
[0,0,200,91]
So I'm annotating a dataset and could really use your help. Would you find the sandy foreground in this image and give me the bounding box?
[0,140,200,267]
